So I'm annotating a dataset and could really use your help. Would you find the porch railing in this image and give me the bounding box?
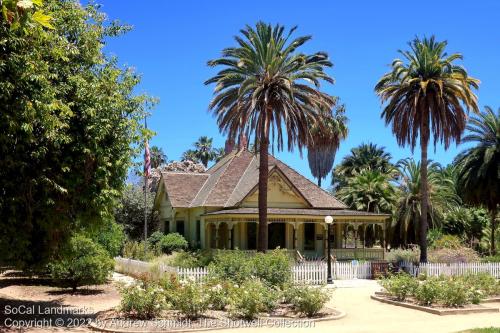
[333,248,385,260]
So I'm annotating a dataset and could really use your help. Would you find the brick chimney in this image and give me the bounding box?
[238,134,248,151]
[224,138,235,154]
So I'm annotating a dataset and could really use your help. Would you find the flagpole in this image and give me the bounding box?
[144,117,148,245]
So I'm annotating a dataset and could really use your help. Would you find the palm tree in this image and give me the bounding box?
[455,107,499,254]
[193,136,216,167]
[213,147,226,163]
[333,143,395,190]
[337,169,397,214]
[307,103,348,187]
[206,22,334,251]
[395,158,460,247]
[150,146,167,169]
[375,36,479,262]
[181,149,201,164]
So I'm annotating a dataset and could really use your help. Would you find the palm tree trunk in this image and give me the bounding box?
[419,110,430,263]
[257,113,270,252]
[317,177,322,188]
[490,209,497,255]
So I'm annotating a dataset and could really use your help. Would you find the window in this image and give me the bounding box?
[164,220,170,234]
[176,220,185,236]
[304,223,315,251]
[196,220,201,244]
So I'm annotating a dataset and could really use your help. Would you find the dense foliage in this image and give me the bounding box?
[0,0,154,268]
[49,234,114,291]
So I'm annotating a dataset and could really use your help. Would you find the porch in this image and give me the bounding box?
[201,208,388,261]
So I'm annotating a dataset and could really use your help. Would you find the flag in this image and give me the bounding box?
[144,141,151,177]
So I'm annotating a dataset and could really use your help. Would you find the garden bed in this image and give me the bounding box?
[90,306,345,333]
[371,294,499,315]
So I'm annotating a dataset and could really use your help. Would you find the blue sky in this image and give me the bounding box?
[100,0,500,188]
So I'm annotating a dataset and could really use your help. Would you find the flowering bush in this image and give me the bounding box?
[462,272,498,297]
[172,278,209,319]
[289,285,330,317]
[119,281,167,319]
[439,278,469,307]
[414,277,442,306]
[227,279,268,319]
[380,273,419,301]
[205,278,233,310]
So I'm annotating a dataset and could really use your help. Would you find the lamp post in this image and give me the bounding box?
[325,215,333,284]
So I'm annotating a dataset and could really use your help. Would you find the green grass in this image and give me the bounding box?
[457,328,500,333]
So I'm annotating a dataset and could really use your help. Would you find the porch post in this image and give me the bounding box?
[200,217,206,249]
[215,223,220,249]
[228,222,234,250]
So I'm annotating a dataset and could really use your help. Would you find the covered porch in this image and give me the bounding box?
[201,208,389,261]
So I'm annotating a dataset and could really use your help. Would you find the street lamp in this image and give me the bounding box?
[325,215,334,284]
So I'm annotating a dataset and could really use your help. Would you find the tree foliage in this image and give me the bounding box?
[455,106,500,254]
[0,0,154,268]
[307,103,348,187]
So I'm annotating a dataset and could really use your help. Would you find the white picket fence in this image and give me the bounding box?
[115,257,500,285]
[400,261,500,278]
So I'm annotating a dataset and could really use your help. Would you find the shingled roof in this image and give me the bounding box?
[159,149,347,209]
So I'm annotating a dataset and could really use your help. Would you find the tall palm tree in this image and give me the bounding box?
[307,103,348,187]
[395,158,460,247]
[455,106,499,254]
[206,22,334,251]
[193,136,216,167]
[333,143,395,190]
[150,146,167,169]
[375,36,479,262]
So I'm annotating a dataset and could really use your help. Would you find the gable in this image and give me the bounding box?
[240,170,309,208]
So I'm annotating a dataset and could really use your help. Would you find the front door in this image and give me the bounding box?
[268,223,286,250]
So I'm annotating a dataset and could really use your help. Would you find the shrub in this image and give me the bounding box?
[159,233,188,254]
[386,248,420,264]
[172,278,209,319]
[122,240,160,261]
[252,249,292,287]
[481,254,500,263]
[462,273,497,297]
[380,273,418,301]
[208,250,253,284]
[439,278,469,307]
[428,247,480,263]
[289,285,330,317]
[432,235,463,249]
[49,234,114,291]
[119,281,167,319]
[148,231,165,248]
[414,277,442,306]
[227,279,268,319]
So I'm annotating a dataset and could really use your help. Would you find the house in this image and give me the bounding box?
[153,142,389,260]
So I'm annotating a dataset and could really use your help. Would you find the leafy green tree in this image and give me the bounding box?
[0,0,154,268]
[375,36,479,262]
[332,143,395,191]
[114,185,158,240]
[393,158,460,247]
[1,0,54,30]
[455,106,500,254]
[206,22,334,251]
[150,146,167,168]
[307,103,348,187]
